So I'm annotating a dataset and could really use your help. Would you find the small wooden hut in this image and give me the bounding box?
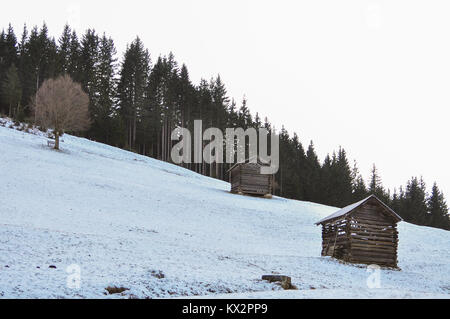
[315,195,403,268]
[227,157,273,197]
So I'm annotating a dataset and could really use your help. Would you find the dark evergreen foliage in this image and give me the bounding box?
[0,23,448,231]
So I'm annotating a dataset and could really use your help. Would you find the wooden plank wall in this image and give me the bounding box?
[321,200,399,268]
[321,217,351,260]
[230,163,272,196]
[347,202,398,268]
[230,166,241,193]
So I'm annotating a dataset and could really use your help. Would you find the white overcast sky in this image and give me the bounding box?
[3,0,450,196]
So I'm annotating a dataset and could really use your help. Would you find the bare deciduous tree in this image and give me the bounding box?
[33,75,91,150]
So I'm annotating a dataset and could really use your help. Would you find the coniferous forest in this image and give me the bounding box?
[1,23,448,230]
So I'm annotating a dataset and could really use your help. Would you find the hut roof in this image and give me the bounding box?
[226,156,271,173]
[315,195,403,225]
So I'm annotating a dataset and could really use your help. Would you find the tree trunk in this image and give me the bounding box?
[55,132,60,150]
[16,102,20,119]
[161,119,166,161]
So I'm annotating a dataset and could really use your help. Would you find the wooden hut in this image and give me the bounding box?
[227,157,273,197]
[315,195,403,268]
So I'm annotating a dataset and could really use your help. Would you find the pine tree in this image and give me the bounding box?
[178,63,197,168]
[304,141,321,202]
[210,75,229,178]
[254,112,262,129]
[145,53,179,160]
[197,78,213,173]
[351,160,367,201]
[276,126,289,197]
[68,30,81,80]
[90,34,119,144]
[238,96,252,129]
[369,164,381,194]
[227,98,239,128]
[57,24,72,75]
[4,24,18,67]
[79,29,99,105]
[0,30,7,114]
[0,29,5,66]
[146,56,165,158]
[19,25,41,112]
[1,63,22,118]
[17,24,30,111]
[179,64,195,130]
[334,147,353,206]
[17,23,58,116]
[287,132,306,200]
[117,37,150,150]
[400,176,429,225]
[37,23,58,81]
[368,164,390,203]
[211,75,229,128]
[391,188,401,214]
[427,183,449,229]
[320,154,333,205]
[0,24,18,114]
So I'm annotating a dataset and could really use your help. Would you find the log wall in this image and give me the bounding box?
[321,217,351,261]
[320,199,399,268]
[230,163,273,196]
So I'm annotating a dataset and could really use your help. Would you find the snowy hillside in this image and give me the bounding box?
[0,120,449,299]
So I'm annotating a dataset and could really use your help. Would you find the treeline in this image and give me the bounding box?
[0,23,448,230]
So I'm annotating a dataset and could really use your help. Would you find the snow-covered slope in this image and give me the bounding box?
[0,121,449,299]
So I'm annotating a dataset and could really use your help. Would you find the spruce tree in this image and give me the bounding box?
[1,63,22,118]
[79,29,99,104]
[17,24,30,111]
[320,154,333,205]
[4,24,18,67]
[57,24,72,75]
[146,56,166,158]
[68,31,81,80]
[427,183,450,229]
[0,30,7,114]
[290,132,306,200]
[400,177,429,225]
[91,34,119,144]
[17,24,58,115]
[19,26,41,111]
[117,37,150,150]
[0,24,18,114]
[335,147,353,206]
[237,96,252,129]
[351,160,367,201]
[254,112,262,129]
[391,188,401,214]
[368,164,390,203]
[37,23,57,81]
[210,75,229,178]
[304,141,321,202]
